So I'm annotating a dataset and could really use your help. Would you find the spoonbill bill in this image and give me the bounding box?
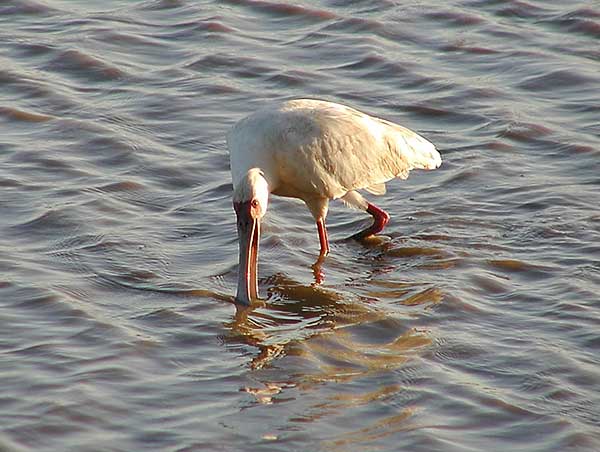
[228,99,441,305]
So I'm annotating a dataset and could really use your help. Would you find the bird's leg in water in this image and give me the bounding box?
[311,253,326,284]
[312,219,329,284]
[316,219,330,256]
[352,202,390,240]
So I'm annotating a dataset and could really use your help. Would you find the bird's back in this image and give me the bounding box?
[228,99,441,200]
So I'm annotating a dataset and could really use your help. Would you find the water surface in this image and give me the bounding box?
[1,0,599,450]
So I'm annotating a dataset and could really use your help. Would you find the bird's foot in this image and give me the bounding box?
[349,229,375,241]
[311,252,327,285]
[350,203,390,241]
[348,231,391,249]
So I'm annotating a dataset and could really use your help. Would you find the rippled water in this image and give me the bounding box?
[1,0,599,450]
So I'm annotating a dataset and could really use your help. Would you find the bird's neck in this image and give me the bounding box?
[246,167,270,192]
[231,147,277,193]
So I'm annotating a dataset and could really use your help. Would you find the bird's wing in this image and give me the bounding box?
[271,103,440,200]
[364,183,386,195]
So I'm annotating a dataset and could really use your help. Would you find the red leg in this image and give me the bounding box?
[313,219,329,284]
[351,203,390,240]
[316,218,330,256]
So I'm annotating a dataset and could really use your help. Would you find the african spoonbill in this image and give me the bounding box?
[228,99,441,305]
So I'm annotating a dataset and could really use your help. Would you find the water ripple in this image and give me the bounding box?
[1,0,600,450]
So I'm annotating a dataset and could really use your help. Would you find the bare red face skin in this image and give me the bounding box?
[233,200,261,305]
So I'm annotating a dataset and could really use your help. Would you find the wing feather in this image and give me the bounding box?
[272,100,440,199]
[364,183,386,195]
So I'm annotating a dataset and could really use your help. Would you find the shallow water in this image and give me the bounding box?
[1,0,600,450]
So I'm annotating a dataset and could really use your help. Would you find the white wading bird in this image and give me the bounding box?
[228,99,441,305]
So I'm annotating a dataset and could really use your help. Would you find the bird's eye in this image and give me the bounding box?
[251,199,259,208]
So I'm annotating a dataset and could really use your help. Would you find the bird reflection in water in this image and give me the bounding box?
[220,277,437,448]
[222,274,436,440]
[216,218,446,446]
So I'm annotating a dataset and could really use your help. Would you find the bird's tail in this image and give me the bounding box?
[398,129,442,171]
[377,117,442,177]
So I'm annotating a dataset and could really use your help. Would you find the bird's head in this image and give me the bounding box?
[232,168,269,305]
[232,168,269,220]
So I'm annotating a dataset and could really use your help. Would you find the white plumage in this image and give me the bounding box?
[228,99,441,305]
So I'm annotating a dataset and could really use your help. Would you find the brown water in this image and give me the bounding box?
[1,0,599,450]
